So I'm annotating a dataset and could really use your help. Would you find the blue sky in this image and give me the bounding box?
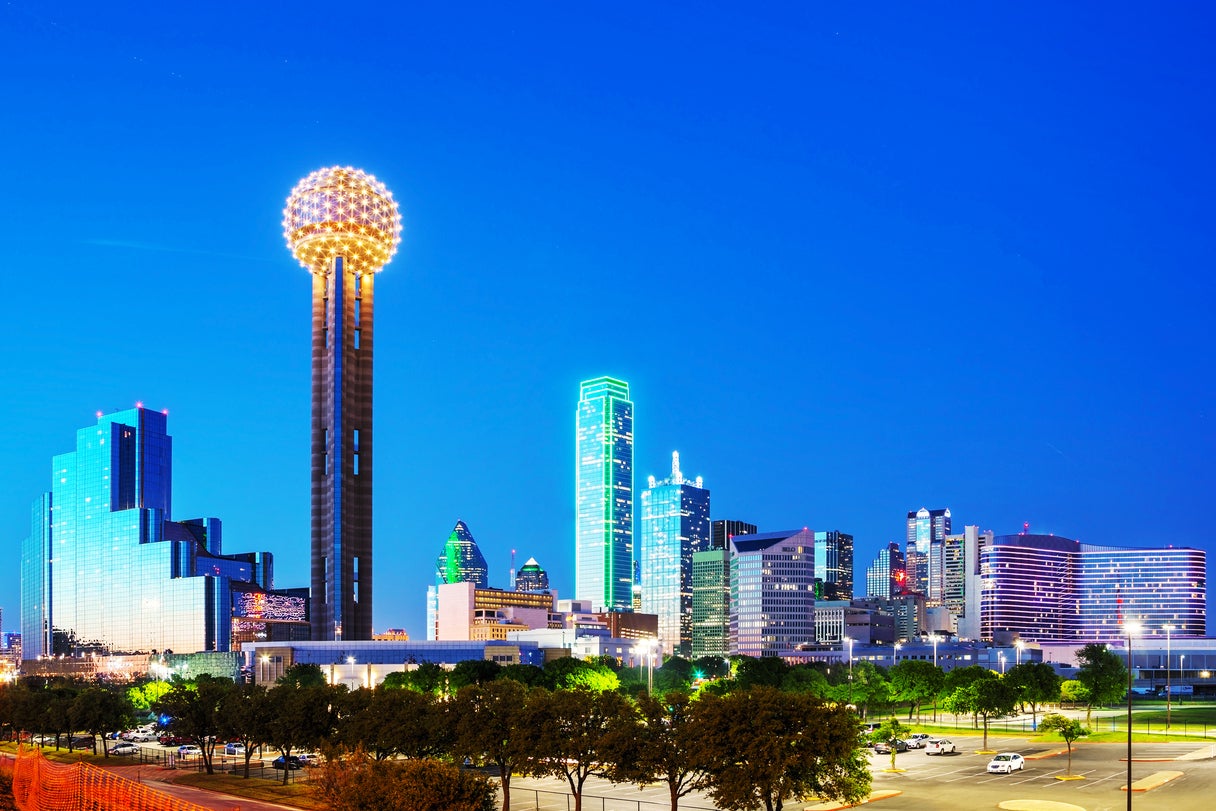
[2,3,1213,640]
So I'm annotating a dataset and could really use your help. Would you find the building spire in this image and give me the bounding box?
[672,450,683,484]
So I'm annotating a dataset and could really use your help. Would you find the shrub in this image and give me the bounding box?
[315,755,495,811]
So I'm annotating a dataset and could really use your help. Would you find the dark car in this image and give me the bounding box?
[273,755,304,770]
[873,739,908,754]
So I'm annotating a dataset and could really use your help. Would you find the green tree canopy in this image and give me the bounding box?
[448,660,501,690]
[266,683,339,784]
[152,674,235,774]
[1075,643,1127,724]
[542,657,619,692]
[218,683,272,778]
[276,663,327,688]
[734,656,789,689]
[888,661,944,720]
[451,680,535,811]
[654,657,694,693]
[1004,661,1061,724]
[603,691,710,811]
[1039,712,1089,775]
[71,686,134,756]
[691,687,870,811]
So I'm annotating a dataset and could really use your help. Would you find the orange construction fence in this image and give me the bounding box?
[0,746,212,811]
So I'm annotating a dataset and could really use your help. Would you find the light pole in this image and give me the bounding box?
[1125,627,1136,805]
[893,642,901,667]
[1015,639,1025,667]
[1164,624,1175,729]
[347,656,356,689]
[260,655,269,685]
[931,634,939,668]
[999,653,1007,675]
[844,637,855,705]
[1179,655,1186,704]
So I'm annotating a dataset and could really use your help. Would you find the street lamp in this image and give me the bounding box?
[844,636,855,705]
[1125,620,1142,811]
[893,642,901,667]
[347,656,357,688]
[1163,624,1175,730]
[1015,639,1025,667]
[260,655,269,684]
[999,653,1007,675]
[632,640,656,693]
[931,634,939,668]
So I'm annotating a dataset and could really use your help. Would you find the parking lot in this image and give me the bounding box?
[864,734,1216,810]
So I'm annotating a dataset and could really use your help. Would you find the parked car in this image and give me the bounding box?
[70,736,95,750]
[31,735,56,746]
[873,739,908,754]
[130,731,158,742]
[177,744,202,758]
[296,752,322,767]
[273,755,303,770]
[987,753,1025,774]
[225,742,246,756]
[906,733,930,748]
[924,739,956,755]
[110,742,140,756]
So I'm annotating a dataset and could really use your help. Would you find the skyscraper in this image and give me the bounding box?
[730,529,816,657]
[284,167,402,641]
[436,521,490,588]
[514,557,550,593]
[691,548,731,659]
[905,507,951,597]
[20,408,290,659]
[639,452,711,656]
[865,541,906,599]
[813,530,854,600]
[575,377,634,611]
[710,519,758,551]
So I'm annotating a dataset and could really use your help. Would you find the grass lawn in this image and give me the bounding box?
[173,772,327,810]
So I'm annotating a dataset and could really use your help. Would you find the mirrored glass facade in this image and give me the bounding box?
[20,408,292,660]
[575,377,633,611]
[639,453,710,656]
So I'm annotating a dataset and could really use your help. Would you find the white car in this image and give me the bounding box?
[225,742,246,756]
[924,738,956,755]
[987,753,1025,773]
[905,734,929,749]
[177,744,202,758]
[130,731,158,742]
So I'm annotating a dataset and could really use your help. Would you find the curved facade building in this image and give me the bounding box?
[979,533,1205,643]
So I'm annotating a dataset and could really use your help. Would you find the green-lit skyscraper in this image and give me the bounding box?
[575,377,634,611]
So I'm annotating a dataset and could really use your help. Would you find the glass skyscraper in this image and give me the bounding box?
[906,507,950,597]
[813,530,854,600]
[20,408,288,659]
[865,541,906,599]
[691,549,731,659]
[639,452,710,656]
[575,377,634,611]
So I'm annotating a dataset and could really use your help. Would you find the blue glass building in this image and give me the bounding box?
[639,452,710,656]
[575,377,634,611]
[20,408,298,660]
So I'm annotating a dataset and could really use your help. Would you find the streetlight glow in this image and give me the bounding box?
[1163,624,1175,730]
[1124,620,1141,811]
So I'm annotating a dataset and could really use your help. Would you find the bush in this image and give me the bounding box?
[315,755,495,811]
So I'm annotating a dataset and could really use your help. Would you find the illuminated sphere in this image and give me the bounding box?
[283,166,402,275]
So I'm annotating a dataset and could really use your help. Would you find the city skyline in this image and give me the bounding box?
[2,5,1214,641]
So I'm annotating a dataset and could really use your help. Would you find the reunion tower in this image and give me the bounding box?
[284,167,402,641]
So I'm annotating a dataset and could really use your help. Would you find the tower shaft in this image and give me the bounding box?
[311,256,374,640]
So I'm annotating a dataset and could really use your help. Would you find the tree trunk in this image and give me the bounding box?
[669,780,679,811]
[501,766,511,811]
[982,716,989,750]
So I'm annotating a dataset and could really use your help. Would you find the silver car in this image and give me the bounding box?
[987,753,1025,773]
[924,738,955,755]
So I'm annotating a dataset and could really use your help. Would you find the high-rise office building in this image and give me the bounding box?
[865,542,906,599]
[906,507,951,597]
[515,557,550,593]
[691,548,731,659]
[639,452,711,656]
[285,166,402,641]
[436,521,490,588]
[971,532,1206,643]
[729,529,816,657]
[20,408,297,659]
[710,519,758,552]
[575,377,634,611]
[813,530,854,600]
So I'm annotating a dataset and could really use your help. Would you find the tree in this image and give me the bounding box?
[276,663,327,688]
[382,662,446,694]
[781,665,828,697]
[498,664,545,687]
[870,717,910,772]
[1075,643,1127,725]
[71,687,134,756]
[127,679,172,717]
[692,687,870,811]
[542,657,619,692]
[522,688,633,811]
[734,656,789,689]
[605,691,710,811]
[888,661,944,721]
[692,656,730,681]
[315,755,495,811]
[266,683,339,784]
[451,680,534,811]
[654,657,694,693]
[839,660,888,719]
[947,676,1017,750]
[1039,713,1089,776]
[449,660,501,690]
[152,675,235,774]
[218,683,272,778]
[1004,662,1061,726]
[1059,679,1090,708]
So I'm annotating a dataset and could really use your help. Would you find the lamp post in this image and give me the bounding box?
[893,642,901,667]
[1016,639,1025,667]
[999,653,1007,675]
[1179,655,1186,704]
[1125,626,1136,807]
[844,636,855,705]
[931,634,939,668]
[260,655,269,685]
[347,656,356,689]
[1164,624,1175,729]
